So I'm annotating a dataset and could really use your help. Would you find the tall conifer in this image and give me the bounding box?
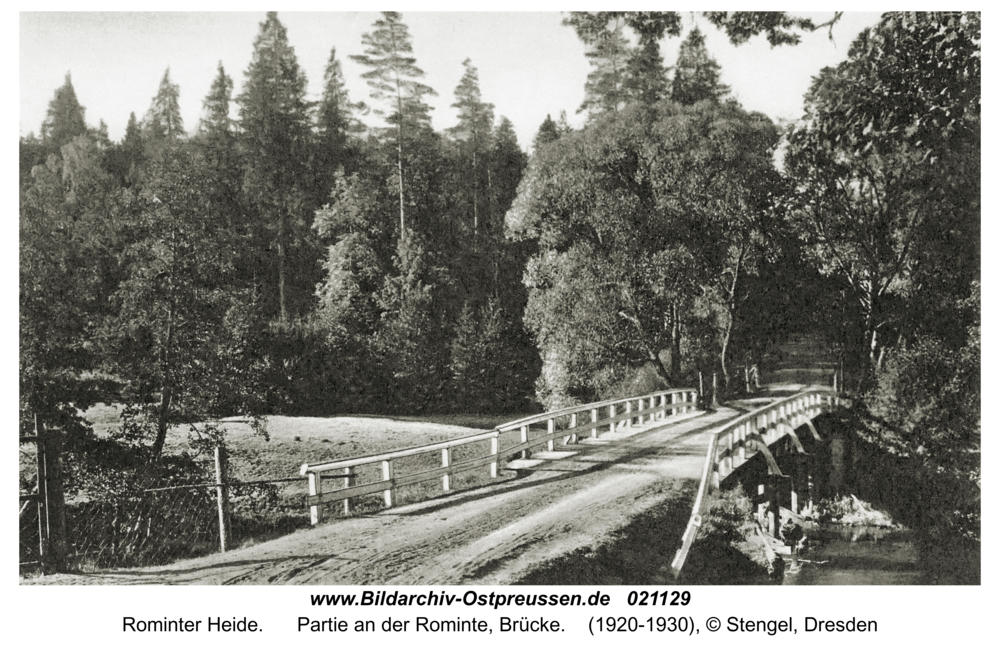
[41,72,88,153]
[350,11,436,240]
[237,12,312,321]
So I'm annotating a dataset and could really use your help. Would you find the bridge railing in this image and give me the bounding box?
[300,388,700,525]
[670,388,842,579]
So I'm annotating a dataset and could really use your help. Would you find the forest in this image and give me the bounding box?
[20,12,979,545]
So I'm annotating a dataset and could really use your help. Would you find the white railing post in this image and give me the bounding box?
[609,404,616,433]
[569,413,578,444]
[547,418,555,451]
[490,433,499,478]
[521,425,530,459]
[382,460,394,508]
[308,469,323,525]
[638,398,645,425]
[342,467,354,516]
[442,447,451,491]
[626,400,633,427]
[590,408,598,438]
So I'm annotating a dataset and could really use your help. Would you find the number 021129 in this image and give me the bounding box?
[626,591,691,606]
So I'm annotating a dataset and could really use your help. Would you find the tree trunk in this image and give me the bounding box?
[277,215,287,322]
[152,301,175,459]
[670,301,682,378]
[152,385,173,460]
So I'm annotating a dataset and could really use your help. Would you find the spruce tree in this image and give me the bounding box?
[533,114,559,150]
[449,58,495,236]
[143,68,186,143]
[573,16,631,116]
[41,72,88,153]
[350,11,436,240]
[671,27,730,105]
[198,62,233,138]
[314,46,364,200]
[237,11,313,321]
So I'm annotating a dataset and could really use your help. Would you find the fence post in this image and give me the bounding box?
[382,460,395,508]
[342,467,354,515]
[215,446,230,553]
[442,448,452,491]
[608,404,616,433]
[568,413,578,444]
[44,429,67,572]
[590,408,598,439]
[547,419,555,451]
[490,434,499,478]
[625,401,632,428]
[711,373,720,409]
[520,425,531,459]
[308,468,323,525]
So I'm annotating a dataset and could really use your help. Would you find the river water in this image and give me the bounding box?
[782,525,924,585]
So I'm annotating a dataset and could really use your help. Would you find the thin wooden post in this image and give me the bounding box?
[215,446,230,553]
[520,425,530,459]
[625,401,633,428]
[590,408,598,438]
[442,447,452,491]
[608,404,616,433]
[711,373,720,409]
[671,392,678,416]
[382,460,395,508]
[45,429,66,570]
[490,435,499,478]
[569,413,578,444]
[745,365,751,394]
[342,467,354,515]
[308,468,323,525]
[547,419,555,451]
[35,420,49,568]
[699,372,704,402]
[637,398,645,425]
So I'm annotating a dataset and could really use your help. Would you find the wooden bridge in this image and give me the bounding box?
[295,333,848,582]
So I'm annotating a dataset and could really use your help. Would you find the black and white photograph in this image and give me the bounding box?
[18,7,980,609]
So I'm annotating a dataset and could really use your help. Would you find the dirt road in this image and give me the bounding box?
[28,408,746,585]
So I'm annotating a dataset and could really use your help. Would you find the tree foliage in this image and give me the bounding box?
[143,68,186,146]
[41,72,88,153]
[237,11,315,321]
[783,12,980,375]
[351,11,437,238]
[509,101,781,406]
[671,27,730,105]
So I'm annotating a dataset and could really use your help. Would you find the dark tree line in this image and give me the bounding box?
[19,12,535,467]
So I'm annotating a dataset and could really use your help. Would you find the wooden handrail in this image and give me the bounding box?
[670,388,843,579]
[300,388,700,524]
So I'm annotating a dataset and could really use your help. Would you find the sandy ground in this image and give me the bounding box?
[24,408,748,585]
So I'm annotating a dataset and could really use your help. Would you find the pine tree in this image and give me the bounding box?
[671,27,730,105]
[350,11,437,239]
[533,114,559,150]
[314,46,364,200]
[574,17,631,116]
[143,68,186,142]
[198,62,233,137]
[625,38,670,105]
[41,72,88,153]
[237,11,313,321]
[449,58,495,236]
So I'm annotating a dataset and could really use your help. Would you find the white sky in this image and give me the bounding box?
[19,10,881,151]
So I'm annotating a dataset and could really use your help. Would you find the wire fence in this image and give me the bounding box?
[19,438,312,575]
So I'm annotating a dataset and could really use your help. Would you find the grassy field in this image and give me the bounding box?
[75,406,536,550]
